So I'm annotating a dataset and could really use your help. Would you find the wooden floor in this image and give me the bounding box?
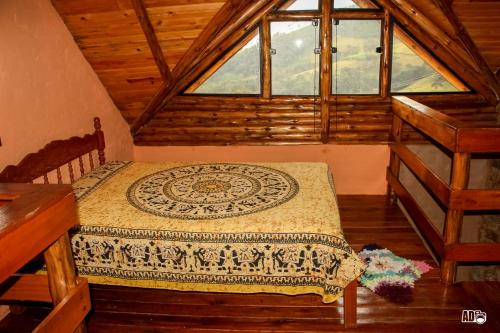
[1,195,499,332]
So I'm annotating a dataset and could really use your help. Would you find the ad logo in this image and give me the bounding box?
[462,310,487,325]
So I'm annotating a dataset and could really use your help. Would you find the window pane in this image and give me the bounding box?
[192,31,260,94]
[271,21,320,95]
[391,35,460,93]
[281,0,319,11]
[332,20,381,94]
[333,0,378,9]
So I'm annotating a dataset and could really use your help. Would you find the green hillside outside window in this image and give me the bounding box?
[391,35,461,93]
[192,31,261,95]
[271,21,320,95]
[332,20,382,95]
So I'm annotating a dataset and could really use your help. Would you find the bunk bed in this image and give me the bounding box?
[0,118,363,328]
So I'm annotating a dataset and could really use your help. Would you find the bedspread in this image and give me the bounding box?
[70,161,365,302]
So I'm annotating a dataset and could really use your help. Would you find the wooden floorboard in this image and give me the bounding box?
[1,195,498,332]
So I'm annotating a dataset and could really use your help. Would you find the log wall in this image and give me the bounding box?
[134,94,497,146]
[135,96,321,145]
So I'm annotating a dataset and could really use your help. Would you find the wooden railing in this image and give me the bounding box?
[387,96,500,284]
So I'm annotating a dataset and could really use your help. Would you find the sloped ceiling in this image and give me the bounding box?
[452,0,500,74]
[51,0,500,133]
[398,0,500,86]
[51,0,225,124]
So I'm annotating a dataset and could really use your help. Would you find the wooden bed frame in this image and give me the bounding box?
[0,117,358,328]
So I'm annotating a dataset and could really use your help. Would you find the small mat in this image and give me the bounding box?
[358,244,432,304]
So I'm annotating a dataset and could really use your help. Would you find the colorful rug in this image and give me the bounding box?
[358,244,432,304]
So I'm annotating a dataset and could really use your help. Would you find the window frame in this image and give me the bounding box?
[268,18,322,97]
[330,17,384,96]
[182,0,471,98]
[277,0,321,13]
[390,23,470,95]
[184,26,263,96]
[332,0,380,11]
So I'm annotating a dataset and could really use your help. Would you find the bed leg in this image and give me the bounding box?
[343,280,357,328]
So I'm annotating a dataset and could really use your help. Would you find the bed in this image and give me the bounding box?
[0,118,365,328]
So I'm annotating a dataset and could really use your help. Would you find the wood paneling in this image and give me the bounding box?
[452,0,500,73]
[51,0,224,124]
[145,1,225,71]
[134,96,322,145]
[133,94,496,145]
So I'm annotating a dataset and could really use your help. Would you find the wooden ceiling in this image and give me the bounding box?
[453,0,500,75]
[51,0,225,124]
[51,0,500,142]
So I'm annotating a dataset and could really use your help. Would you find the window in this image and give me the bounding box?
[190,30,261,94]
[333,0,378,9]
[271,21,320,95]
[391,33,462,93]
[281,0,319,11]
[332,20,382,94]
[186,8,467,97]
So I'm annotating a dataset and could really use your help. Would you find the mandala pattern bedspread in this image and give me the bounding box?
[70,161,365,303]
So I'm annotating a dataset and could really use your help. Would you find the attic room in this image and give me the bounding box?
[0,0,499,331]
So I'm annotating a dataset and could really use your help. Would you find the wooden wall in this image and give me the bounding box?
[134,96,321,145]
[134,94,496,145]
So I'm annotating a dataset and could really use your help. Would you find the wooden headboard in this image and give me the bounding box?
[0,118,106,183]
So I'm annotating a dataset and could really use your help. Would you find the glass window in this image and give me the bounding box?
[190,31,261,94]
[281,0,319,11]
[333,0,378,9]
[391,34,461,93]
[271,21,320,95]
[332,20,381,94]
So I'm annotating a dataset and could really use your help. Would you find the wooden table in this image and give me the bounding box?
[0,183,90,333]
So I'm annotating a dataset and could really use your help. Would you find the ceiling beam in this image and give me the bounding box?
[170,0,251,80]
[384,0,477,71]
[432,0,500,100]
[131,0,281,135]
[131,0,172,83]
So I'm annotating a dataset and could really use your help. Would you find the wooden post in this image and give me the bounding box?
[387,114,403,203]
[343,280,357,328]
[44,233,86,333]
[320,0,332,143]
[380,9,392,98]
[94,117,106,165]
[261,16,271,99]
[441,152,470,285]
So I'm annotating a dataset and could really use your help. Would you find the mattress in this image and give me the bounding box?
[70,161,365,303]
